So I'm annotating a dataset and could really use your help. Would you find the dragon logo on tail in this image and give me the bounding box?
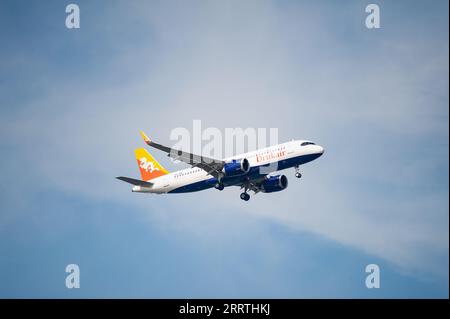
[139,157,160,173]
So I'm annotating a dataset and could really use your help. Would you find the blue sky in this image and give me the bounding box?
[0,0,448,298]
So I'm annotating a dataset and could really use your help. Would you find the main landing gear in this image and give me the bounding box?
[295,165,302,179]
[214,183,224,191]
[240,192,250,201]
[240,180,251,201]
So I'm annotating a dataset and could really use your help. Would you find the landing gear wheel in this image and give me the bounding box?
[215,183,224,191]
[295,165,302,178]
[240,192,250,201]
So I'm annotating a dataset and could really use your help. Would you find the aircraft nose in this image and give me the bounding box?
[317,145,324,156]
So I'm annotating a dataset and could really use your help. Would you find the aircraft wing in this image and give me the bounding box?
[140,131,225,179]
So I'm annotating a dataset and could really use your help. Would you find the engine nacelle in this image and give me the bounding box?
[222,158,250,177]
[261,175,288,193]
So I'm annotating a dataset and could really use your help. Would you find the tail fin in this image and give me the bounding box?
[135,148,169,181]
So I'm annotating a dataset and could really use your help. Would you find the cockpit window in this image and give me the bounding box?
[301,142,316,146]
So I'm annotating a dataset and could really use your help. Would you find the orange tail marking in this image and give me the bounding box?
[135,148,169,181]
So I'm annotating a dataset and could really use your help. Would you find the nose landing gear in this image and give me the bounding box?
[295,165,302,178]
[215,183,224,191]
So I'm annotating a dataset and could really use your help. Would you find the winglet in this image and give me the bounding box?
[140,130,151,144]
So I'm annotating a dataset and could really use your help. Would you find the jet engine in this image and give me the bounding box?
[222,158,250,177]
[261,175,288,193]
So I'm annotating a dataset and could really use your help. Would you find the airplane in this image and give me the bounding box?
[117,131,324,201]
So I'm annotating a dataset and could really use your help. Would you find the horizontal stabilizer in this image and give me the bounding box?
[116,176,153,187]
